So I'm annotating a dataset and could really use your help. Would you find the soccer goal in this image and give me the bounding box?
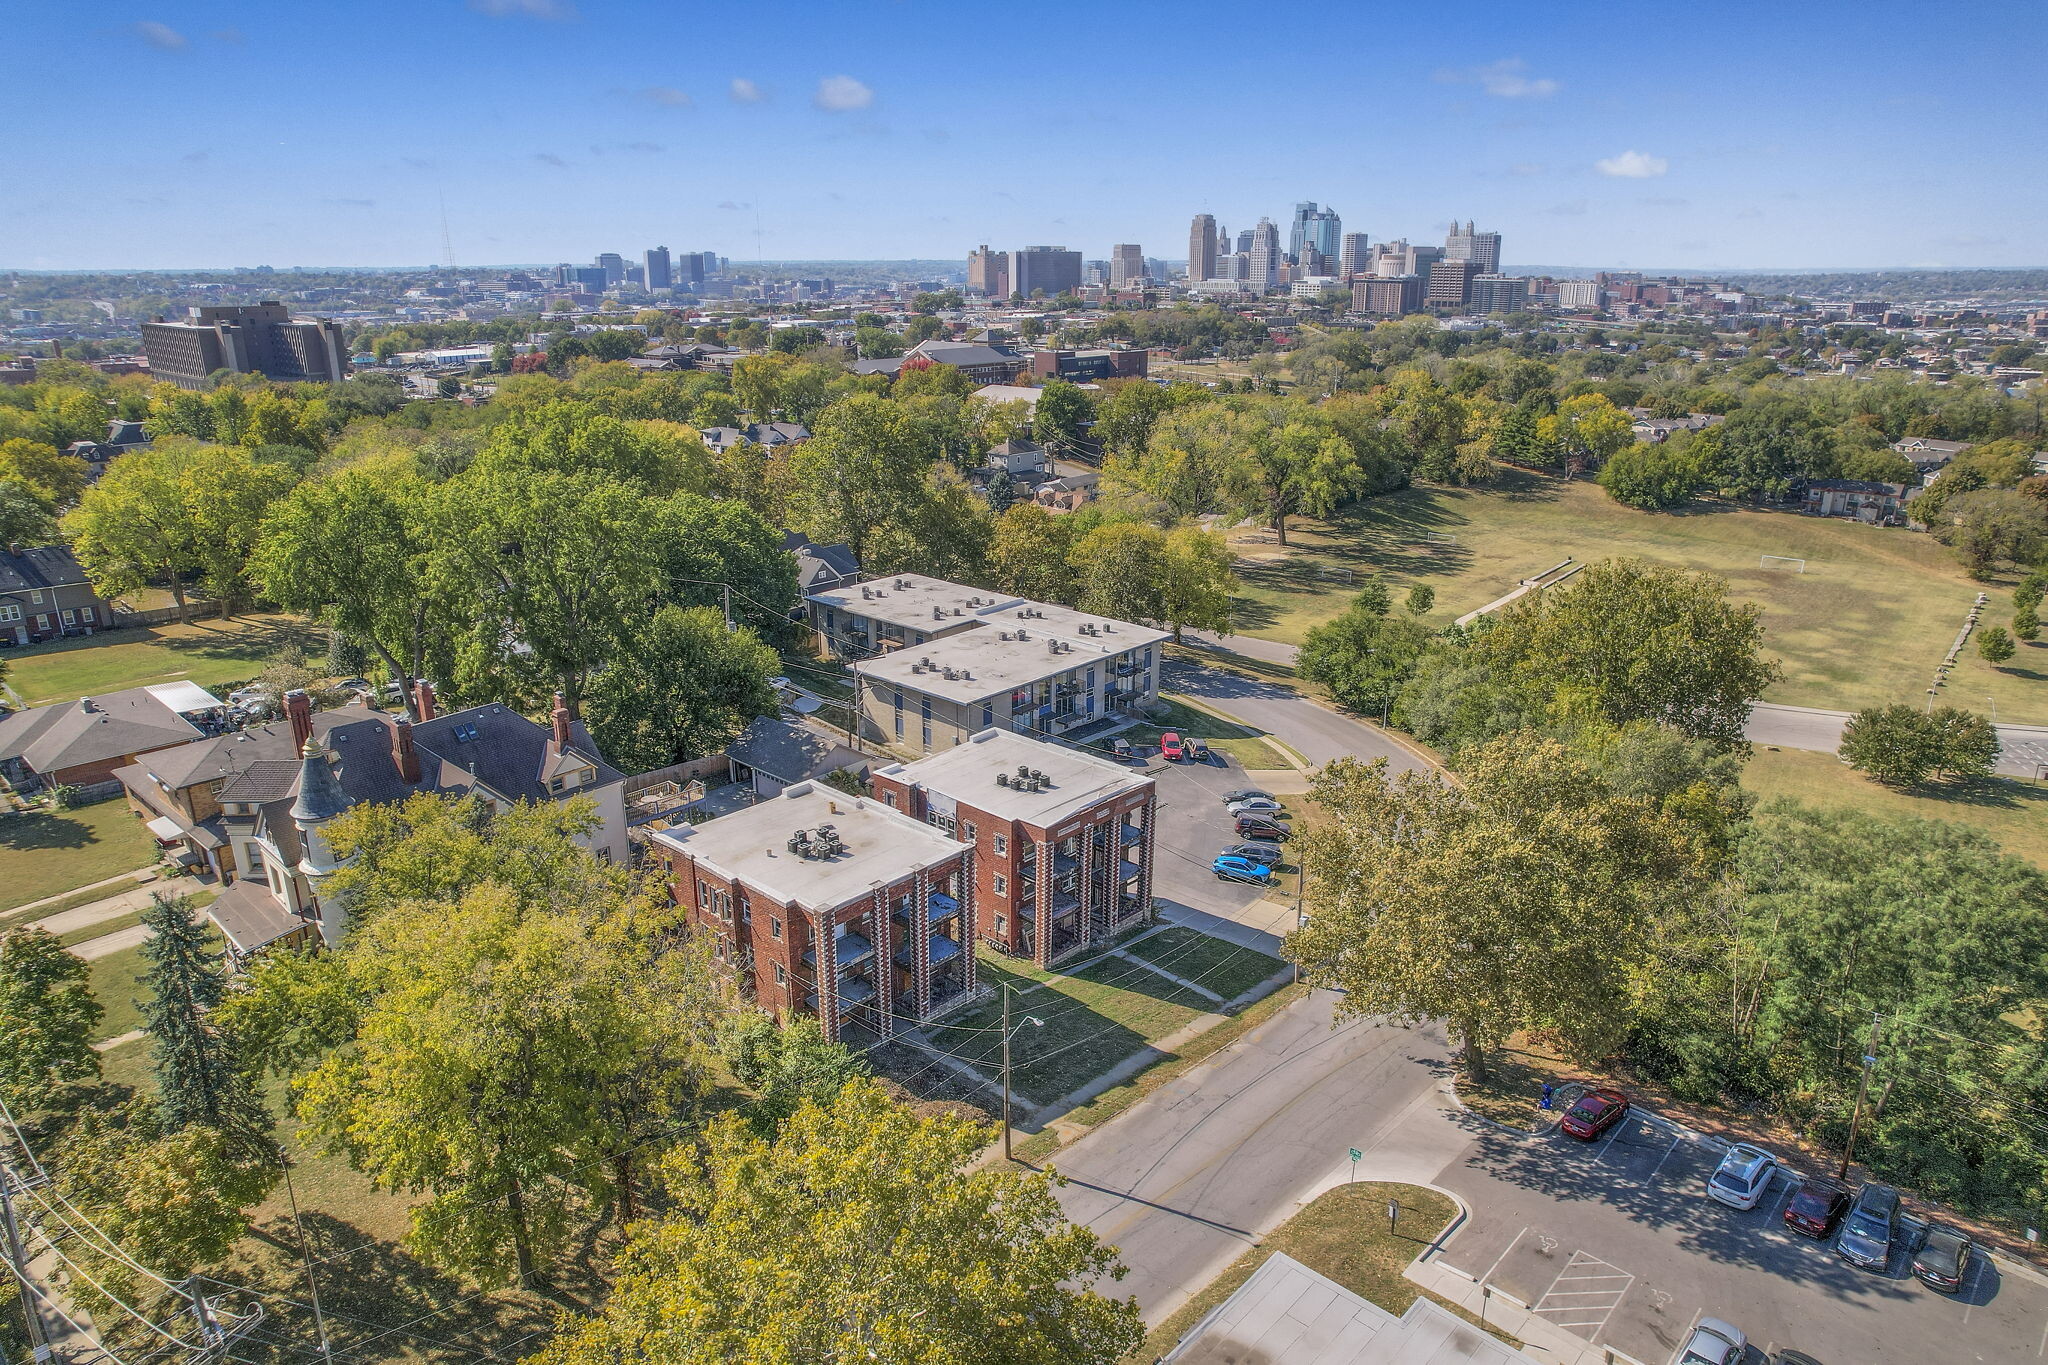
[1760,555,1807,573]
[1422,531,1460,546]
[1319,564,1354,585]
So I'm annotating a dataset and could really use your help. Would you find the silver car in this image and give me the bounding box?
[1673,1317,1746,1365]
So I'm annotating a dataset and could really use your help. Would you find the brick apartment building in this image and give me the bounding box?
[1028,347,1149,382]
[869,729,1155,967]
[650,782,977,1042]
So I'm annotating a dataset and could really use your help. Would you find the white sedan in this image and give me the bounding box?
[1705,1143,1779,1210]
[1225,796,1285,816]
[1672,1316,1746,1365]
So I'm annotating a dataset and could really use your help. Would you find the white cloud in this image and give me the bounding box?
[469,0,576,18]
[531,152,569,168]
[730,78,764,104]
[813,75,873,112]
[133,21,187,50]
[1435,57,1558,98]
[1595,150,1669,179]
[642,86,692,108]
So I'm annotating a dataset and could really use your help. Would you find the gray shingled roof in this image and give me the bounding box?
[725,716,867,786]
[0,689,203,776]
[206,878,306,956]
[0,545,94,594]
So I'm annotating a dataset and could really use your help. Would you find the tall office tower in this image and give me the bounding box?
[1187,215,1218,283]
[968,244,1010,296]
[596,252,626,285]
[1407,244,1445,277]
[554,263,576,286]
[1236,228,1254,254]
[1339,232,1372,278]
[1469,274,1528,314]
[644,246,673,292]
[1247,218,1281,291]
[1007,245,1083,298]
[1217,227,1230,260]
[142,302,349,390]
[1444,219,1502,274]
[1426,258,1482,308]
[1111,243,1145,287]
[1288,202,1341,264]
[573,265,609,292]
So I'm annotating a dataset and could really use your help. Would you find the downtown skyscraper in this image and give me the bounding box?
[1188,213,1218,283]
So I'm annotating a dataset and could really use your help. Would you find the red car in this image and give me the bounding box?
[1159,731,1184,761]
[1558,1087,1629,1140]
[1783,1176,1851,1238]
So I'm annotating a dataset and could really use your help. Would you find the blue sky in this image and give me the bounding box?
[3,0,2042,271]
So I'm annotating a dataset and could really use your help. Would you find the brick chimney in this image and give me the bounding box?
[392,714,420,784]
[551,692,572,750]
[284,689,313,753]
[414,679,437,721]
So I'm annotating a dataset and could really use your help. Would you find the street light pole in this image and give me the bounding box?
[999,980,1042,1163]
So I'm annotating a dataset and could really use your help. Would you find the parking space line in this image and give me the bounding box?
[1643,1133,1682,1185]
[1592,1119,1630,1165]
[1476,1226,1527,1287]
[2037,1316,2047,1357]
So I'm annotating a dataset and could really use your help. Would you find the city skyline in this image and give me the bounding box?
[3,0,2046,272]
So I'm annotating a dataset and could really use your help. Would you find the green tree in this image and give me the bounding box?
[989,504,1080,604]
[0,480,56,548]
[1472,557,1779,748]
[1251,421,1359,544]
[0,928,101,1112]
[0,437,90,506]
[1978,623,2016,664]
[1070,522,1165,625]
[852,326,901,359]
[782,394,931,567]
[1541,393,1635,471]
[532,1080,1142,1365]
[1405,583,1435,616]
[718,1012,870,1134]
[252,470,450,715]
[1488,399,1544,467]
[1159,526,1236,641]
[2014,603,2041,641]
[1935,489,2048,579]
[768,325,828,355]
[1298,596,1431,716]
[492,341,514,372]
[1596,440,1710,510]
[1839,705,1943,786]
[1033,380,1093,449]
[138,894,271,1154]
[1928,706,1999,781]
[653,492,802,639]
[1287,737,1699,1079]
[586,605,780,772]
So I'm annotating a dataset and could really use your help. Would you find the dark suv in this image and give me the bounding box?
[1234,814,1292,841]
[1835,1182,1899,1270]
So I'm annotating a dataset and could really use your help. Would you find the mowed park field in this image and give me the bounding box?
[1226,470,2048,724]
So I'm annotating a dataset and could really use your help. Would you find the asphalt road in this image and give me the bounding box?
[1164,653,1431,776]
[1049,993,1453,1325]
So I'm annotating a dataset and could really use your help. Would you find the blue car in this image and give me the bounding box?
[1212,854,1273,885]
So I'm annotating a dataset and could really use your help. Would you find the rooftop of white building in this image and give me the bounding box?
[874,729,1151,828]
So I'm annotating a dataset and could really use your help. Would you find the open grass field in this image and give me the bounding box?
[1127,1181,1509,1363]
[1227,472,2048,722]
[0,799,157,911]
[2,612,316,707]
[940,943,1218,1104]
[1743,745,2048,869]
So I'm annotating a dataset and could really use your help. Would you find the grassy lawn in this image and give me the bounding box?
[1122,696,1297,770]
[1227,472,2048,722]
[1744,745,2048,869]
[934,947,1216,1104]
[1119,925,1284,1003]
[85,940,152,1040]
[0,800,158,911]
[3,612,316,706]
[1129,1181,1511,1363]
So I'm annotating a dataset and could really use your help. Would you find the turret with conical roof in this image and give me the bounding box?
[290,736,355,947]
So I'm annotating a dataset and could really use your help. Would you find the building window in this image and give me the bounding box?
[770,915,782,939]
[963,822,976,843]
[893,689,904,739]
[884,792,897,808]
[981,702,993,728]
[995,914,1008,935]
[60,609,75,626]
[697,880,709,909]
[993,873,1007,897]
[993,834,1007,855]
[0,605,18,623]
[27,590,41,605]
[774,963,787,985]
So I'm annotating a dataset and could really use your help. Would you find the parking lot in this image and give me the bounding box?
[1435,1109,2048,1364]
[1141,747,1298,926]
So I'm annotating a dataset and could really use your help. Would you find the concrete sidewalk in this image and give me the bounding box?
[27,874,207,941]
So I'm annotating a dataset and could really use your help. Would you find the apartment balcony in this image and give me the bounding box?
[804,973,878,1012]
[1053,852,1079,876]
[1120,858,1143,882]
[893,933,963,970]
[801,932,875,971]
[1119,823,1143,846]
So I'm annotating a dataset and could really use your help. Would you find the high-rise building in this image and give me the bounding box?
[1444,220,1502,274]
[1426,258,1482,308]
[1339,232,1372,278]
[1236,228,1254,254]
[573,265,608,293]
[1288,202,1341,265]
[1187,215,1218,283]
[141,303,349,390]
[1469,275,1529,314]
[1247,218,1281,292]
[1353,276,1424,316]
[644,246,673,292]
[968,245,1010,297]
[596,252,626,285]
[1111,243,1145,288]
[1557,279,1605,310]
[1007,246,1082,299]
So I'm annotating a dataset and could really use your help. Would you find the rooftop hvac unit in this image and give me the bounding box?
[999,631,1012,641]
[996,772,1010,787]
[953,607,965,616]
[896,578,909,589]
[1016,764,1032,779]
[1017,629,1029,640]
[933,607,945,620]
[942,668,958,680]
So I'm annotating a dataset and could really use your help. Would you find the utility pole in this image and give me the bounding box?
[1,1159,53,1365]
[1001,979,1013,1161]
[1837,1012,1884,1180]
[720,584,733,633]
[846,672,863,749]
[280,1150,333,1365]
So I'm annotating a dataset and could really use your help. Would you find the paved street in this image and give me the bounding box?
[1164,651,1432,775]
[1049,992,1454,1325]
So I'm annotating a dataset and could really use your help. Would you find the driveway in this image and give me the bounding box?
[1433,1113,2048,1365]
[1164,652,1432,776]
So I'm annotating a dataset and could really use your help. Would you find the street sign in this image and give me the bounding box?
[1348,1148,1362,1162]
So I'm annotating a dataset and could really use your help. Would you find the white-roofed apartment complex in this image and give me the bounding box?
[806,574,1168,754]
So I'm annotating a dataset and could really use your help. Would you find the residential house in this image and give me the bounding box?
[0,544,112,644]
[650,782,978,1042]
[1891,437,1973,482]
[1035,468,1101,512]
[699,422,811,455]
[115,684,629,962]
[0,682,220,792]
[781,530,860,595]
[1625,409,1725,444]
[1802,478,1908,522]
[869,729,1155,967]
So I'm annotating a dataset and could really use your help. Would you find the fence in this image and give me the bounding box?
[623,754,733,796]
[108,602,216,628]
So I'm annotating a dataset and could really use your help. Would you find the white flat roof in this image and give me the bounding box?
[808,574,1020,632]
[856,627,1141,702]
[142,681,224,714]
[650,782,960,911]
[875,729,1150,828]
